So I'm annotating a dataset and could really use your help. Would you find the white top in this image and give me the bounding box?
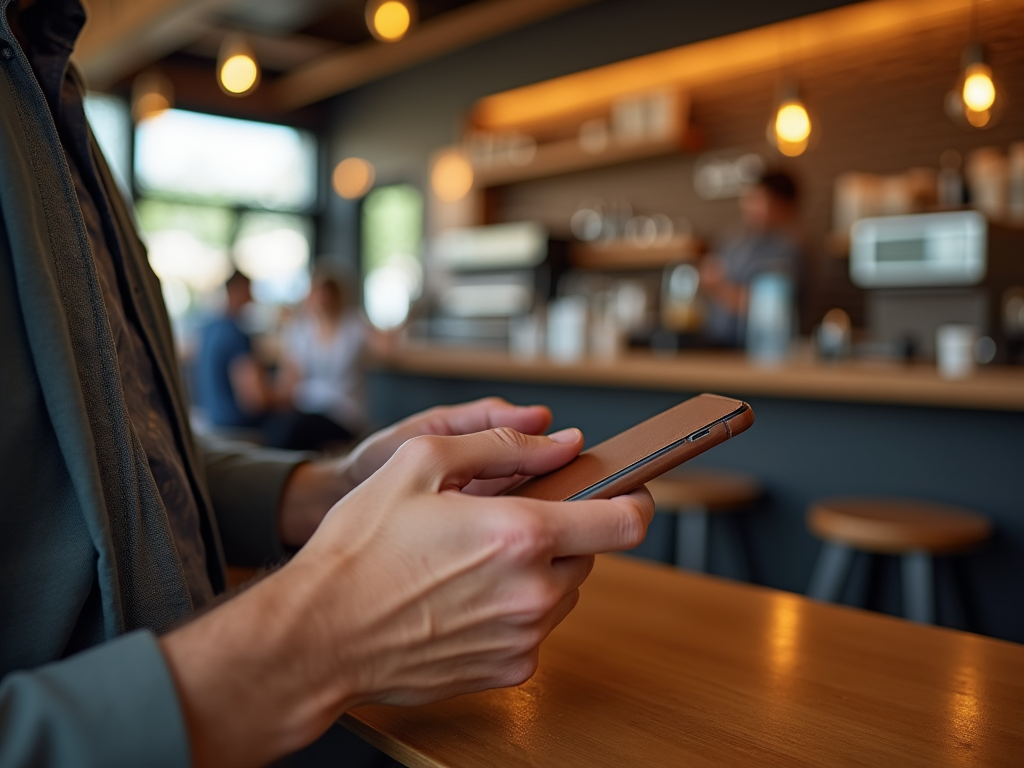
[283,312,368,431]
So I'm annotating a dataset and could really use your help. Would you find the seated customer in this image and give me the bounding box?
[699,169,803,347]
[194,270,276,436]
[271,270,370,451]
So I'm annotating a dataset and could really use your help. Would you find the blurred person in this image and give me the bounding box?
[270,269,369,451]
[0,2,655,767]
[699,169,804,347]
[193,270,278,437]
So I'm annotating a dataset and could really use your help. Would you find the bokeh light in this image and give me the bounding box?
[332,157,376,199]
[962,63,995,113]
[369,0,414,42]
[431,150,474,202]
[220,53,259,95]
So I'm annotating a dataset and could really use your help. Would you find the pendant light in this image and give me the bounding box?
[217,34,260,97]
[366,0,417,43]
[131,70,173,122]
[946,1,1002,129]
[768,82,813,157]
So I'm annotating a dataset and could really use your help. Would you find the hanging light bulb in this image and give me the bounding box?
[768,83,813,157]
[217,34,260,97]
[947,42,1001,129]
[366,0,417,43]
[131,70,174,122]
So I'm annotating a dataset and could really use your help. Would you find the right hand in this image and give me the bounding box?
[162,426,654,768]
[295,426,654,709]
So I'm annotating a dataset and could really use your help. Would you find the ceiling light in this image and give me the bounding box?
[131,70,173,122]
[366,0,417,43]
[947,42,1001,130]
[333,157,376,199]
[431,149,474,203]
[768,83,813,157]
[218,34,260,97]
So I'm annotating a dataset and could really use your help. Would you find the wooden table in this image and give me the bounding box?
[371,345,1024,412]
[343,555,1024,767]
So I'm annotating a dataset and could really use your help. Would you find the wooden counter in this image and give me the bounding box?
[372,345,1024,412]
[343,555,1024,767]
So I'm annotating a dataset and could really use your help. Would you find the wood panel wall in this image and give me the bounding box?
[488,2,1024,330]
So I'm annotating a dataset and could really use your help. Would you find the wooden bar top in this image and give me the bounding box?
[371,344,1024,412]
[343,555,1024,767]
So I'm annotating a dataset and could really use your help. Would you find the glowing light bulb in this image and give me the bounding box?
[375,2,410,40]
[366,0,416,42]
[775,101,811,144]
[217,35,260,97]
[431,150,474,202]
[220,54,258,94]
[333,158,376,199]
[962,63,995,112]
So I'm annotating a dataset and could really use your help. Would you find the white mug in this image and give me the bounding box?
[935,324,977,379]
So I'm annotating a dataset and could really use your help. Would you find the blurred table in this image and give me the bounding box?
[343,554,1024,767]
[371,345,1024,412]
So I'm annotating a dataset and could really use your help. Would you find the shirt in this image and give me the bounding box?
[19,0,213,608]
[703,227,801,347]
[195,315,259,428]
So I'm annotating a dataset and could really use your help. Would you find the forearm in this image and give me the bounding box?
[159,564,354,768]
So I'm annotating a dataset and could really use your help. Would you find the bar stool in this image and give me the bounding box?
[647,468,762,573]
[806,497,992,624]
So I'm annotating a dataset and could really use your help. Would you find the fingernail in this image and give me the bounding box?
[549,428,580,444]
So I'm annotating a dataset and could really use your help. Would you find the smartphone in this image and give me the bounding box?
[506,393,753,501]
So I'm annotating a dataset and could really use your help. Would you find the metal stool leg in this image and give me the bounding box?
[901,550,935,624]
[808,542,855,602]
[675,506,709,572]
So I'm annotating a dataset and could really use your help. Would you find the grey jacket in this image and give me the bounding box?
[0,2,305,765]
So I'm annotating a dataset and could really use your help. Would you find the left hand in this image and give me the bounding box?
[278,398,554,547]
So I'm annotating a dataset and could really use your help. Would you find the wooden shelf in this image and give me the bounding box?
[570,238,701,270]
[473,131,699,188]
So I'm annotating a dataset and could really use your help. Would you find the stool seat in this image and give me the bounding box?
[647,469,761,575]
[648,469,762,513]
[809,497,992,555]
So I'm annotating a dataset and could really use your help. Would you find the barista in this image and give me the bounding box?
[700,169,803,347]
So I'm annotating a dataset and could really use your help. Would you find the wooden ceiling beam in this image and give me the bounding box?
[76,0,240,89]
[266,0,599,112]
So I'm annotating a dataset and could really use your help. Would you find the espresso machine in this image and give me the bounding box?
[850,210,1024,362]
[424,222,567,347]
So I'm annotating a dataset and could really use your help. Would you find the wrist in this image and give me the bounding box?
[160,566,355,768]
[278,460,354,547]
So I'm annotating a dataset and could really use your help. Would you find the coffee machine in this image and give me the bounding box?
[425,222,567,347]
[850,210,1024,362]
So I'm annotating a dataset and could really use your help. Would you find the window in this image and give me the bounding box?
[131,109,317,320]
[361,184,423,329]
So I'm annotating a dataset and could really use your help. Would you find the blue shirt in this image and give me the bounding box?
[195,315,259,428]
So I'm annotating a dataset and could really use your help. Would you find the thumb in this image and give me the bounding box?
[395,427,583,492]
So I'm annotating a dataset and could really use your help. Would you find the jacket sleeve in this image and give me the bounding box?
[0,631,190,768]
[198,435,314,567]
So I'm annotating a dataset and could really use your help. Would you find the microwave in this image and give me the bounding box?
[850,211,987,288]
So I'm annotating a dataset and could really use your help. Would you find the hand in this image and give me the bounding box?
[278,398,554,546]
[162,426,654,768]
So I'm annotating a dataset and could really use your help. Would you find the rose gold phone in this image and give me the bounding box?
[507,393,754,501]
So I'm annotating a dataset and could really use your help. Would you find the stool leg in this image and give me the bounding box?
[901,550,935,624]
[676,507,709,572]
[808,542,854,602]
